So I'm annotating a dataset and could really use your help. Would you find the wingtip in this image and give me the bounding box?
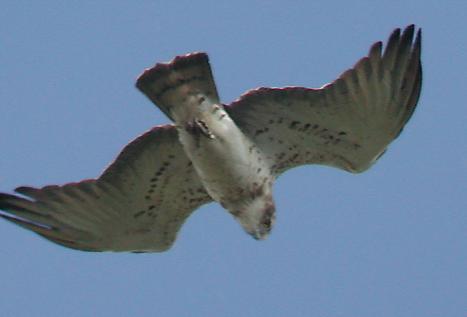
[402,24,422,46]
[15,186,37,196]
[369,41,383,58]
[415,28,422,51]
[401,24,415,43]
[404,24,415,34]
[387,24,420,44]
[390,27,402,39]
[0,192,22,211]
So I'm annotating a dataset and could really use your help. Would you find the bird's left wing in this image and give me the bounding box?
[226,25,422,176]
[0,125,212,252]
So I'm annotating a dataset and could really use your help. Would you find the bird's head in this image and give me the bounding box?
[232,197,276,240]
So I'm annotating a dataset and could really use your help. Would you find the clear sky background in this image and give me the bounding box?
[0,2,465,317]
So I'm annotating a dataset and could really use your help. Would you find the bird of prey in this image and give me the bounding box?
[0,25,422,252]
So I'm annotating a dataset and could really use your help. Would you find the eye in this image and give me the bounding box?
[262,218,271,229]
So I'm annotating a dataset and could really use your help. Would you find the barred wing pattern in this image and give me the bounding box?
[226,25,422,175]
[0,126,211,252]
[0,25,422,252]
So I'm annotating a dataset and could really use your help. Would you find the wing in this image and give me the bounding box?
[0,125,212,252]
[226,25,422,175]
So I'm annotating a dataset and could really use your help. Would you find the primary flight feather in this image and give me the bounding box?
[0,25,422,252]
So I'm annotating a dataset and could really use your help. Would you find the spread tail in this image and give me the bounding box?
[136,52,220,122]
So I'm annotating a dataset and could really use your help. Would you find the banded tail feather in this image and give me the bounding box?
[136,52,220,122]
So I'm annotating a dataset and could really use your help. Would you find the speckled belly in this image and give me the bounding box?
[176,116,271,204]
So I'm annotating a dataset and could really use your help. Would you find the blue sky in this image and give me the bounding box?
[0,2,465,316]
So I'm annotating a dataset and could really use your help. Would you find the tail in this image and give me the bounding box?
[136,52,220,122]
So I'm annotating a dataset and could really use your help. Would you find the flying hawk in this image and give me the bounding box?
[0,25,422,252]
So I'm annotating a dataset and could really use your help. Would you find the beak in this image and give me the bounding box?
[251,230,267,241]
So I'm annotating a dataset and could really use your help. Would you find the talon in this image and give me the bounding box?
[185,119,215,139]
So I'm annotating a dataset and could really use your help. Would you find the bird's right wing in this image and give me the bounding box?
[0,125,212,252]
